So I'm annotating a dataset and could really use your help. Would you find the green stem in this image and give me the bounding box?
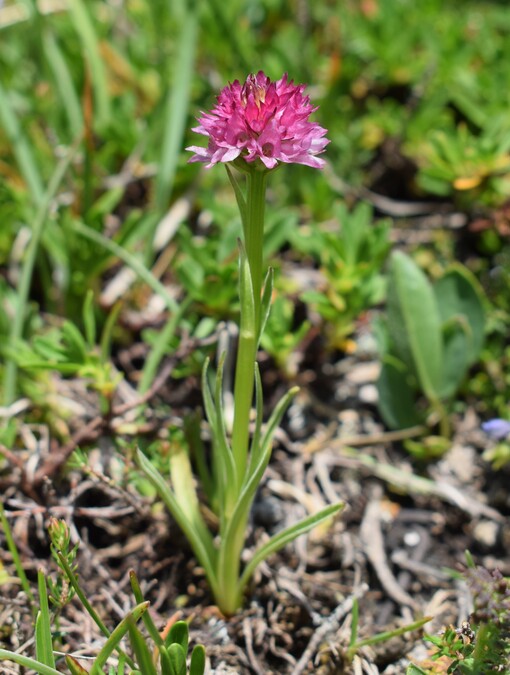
[231,169,267,487]
[0,501,36,613]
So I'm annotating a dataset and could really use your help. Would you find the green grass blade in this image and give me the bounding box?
[137,297,191,397]
[0,78,44,204]
[4,140,79,404]
[129,570,163,648]
[89,602,149,675]
[42,29,83,137]
[0,650,61,675]
[65,655,90,674]
[0,501,36,611]
[35,570,55,668]
[66,0,111,129]
[127,619,158,675]
[154,9,198,213]
[70,220,179,314]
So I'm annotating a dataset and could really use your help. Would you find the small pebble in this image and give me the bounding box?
[473,520,499,548]
[359,384,379,404]
[404,531,421,547]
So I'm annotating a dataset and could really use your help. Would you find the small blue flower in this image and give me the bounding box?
[482,419,510,441]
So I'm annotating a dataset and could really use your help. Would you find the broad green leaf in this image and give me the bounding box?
[377,356,423,430]
[387,251,443,402]
[437,317,470,399]
[166,621,189,652]
[434,264,486,365]
[189,645,206,675]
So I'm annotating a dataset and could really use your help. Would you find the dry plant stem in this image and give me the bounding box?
[231,169,267,488]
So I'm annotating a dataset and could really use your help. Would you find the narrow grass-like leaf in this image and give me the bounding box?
[137,298,191,398]
[82,290,96,349]
[349,598,359,648]
[89,602,149,675]
[248,364,264,471]
[184,411,214,504]
[129,570,163,648]
[136,449,219,597]
[100,302,122,364]
[347,616,431,660]
[226,165,247,235]
[238,502,344,593]
[127,619,158,675]
[42,29,83,137]
[212,354,237,516]
[258,267,274,345]
[35,570,55,668]
[57,551,137,670]
[154,9,198,212]
[0,78,44,204]
[0,501,36,611]
[257,386,300,470]
[61,321,88,363]
[0,651,61,675]
[66,0,111,129]
[4,140,79,404]
[70,221,179,314]
[169,443,214,553]
[65,656,89,674]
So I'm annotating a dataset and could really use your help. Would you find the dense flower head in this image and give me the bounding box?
[187,71,329,170]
